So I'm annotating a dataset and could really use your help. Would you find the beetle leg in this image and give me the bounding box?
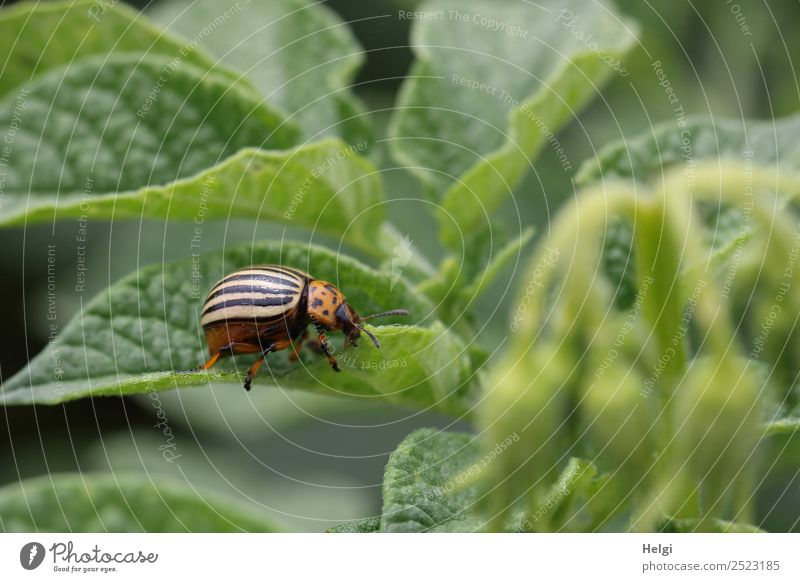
[197,342,253,372]
[243,337,295,390]
[197,343,241,371]
[198,351,223,371]
[313,322,340,372]
[243,345,275,391]
[288,329,309,363]
[306,338,323,354]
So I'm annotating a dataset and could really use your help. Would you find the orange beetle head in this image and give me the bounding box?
[307,280,362,346]
[307,280,410,349]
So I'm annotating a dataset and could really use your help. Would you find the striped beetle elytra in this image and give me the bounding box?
[198,265,409,390]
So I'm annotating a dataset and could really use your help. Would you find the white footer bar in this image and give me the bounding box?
[1,533,797,580]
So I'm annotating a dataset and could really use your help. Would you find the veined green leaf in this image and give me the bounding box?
[380,429,483,532]
[0,53,297,215]
[378,430,605,532]
[0,0,240,97]
[1,242,477,417]
[0,472,280,532]
[0,53,385,246]
[576,114,800,185]
[150,0,373,145]
[326,517,381,533]
[389,0,638,248]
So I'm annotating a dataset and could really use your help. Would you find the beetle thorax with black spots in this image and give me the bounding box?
[306,279,347,328]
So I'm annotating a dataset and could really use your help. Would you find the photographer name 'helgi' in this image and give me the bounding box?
[643,543,673,557]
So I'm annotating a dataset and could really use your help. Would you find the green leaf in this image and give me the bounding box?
[600,206,740,314]
[326,517,381,533]
[512,458,615,532]
[576,116,800,284]
[389,0,638,248]
[601,217,638,310]
[0,0,239,97]
[460,227,535,302]
[132,386,390,442]
[539,459,599,529]
[150,0,373,145]
[593,173,753,318]
[0,53,385,246]
[689,201,754,278]
[84,431,374,532]
[658,517,765,533]
[1,242,477,417]
[419,227,535,320]
[576,114,800,185]
[0,472,280,532]
[763,415,800,437]
[380,428,483,532]
[0,53,296,212]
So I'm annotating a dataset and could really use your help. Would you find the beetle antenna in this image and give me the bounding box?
[358,323,381,349]
[361,309,409,321]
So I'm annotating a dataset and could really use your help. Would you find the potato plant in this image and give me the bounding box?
[0,0,798,532]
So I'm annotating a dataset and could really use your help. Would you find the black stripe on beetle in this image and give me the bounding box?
[210,272,302,291]
[205,285,298,302]
[254,266,310,278]
[251,266,310,280]
[205,313,296,327]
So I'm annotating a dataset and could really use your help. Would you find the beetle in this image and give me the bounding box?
[197,264,409,390]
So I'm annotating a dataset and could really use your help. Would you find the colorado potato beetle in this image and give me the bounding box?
[198,265,409,390]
